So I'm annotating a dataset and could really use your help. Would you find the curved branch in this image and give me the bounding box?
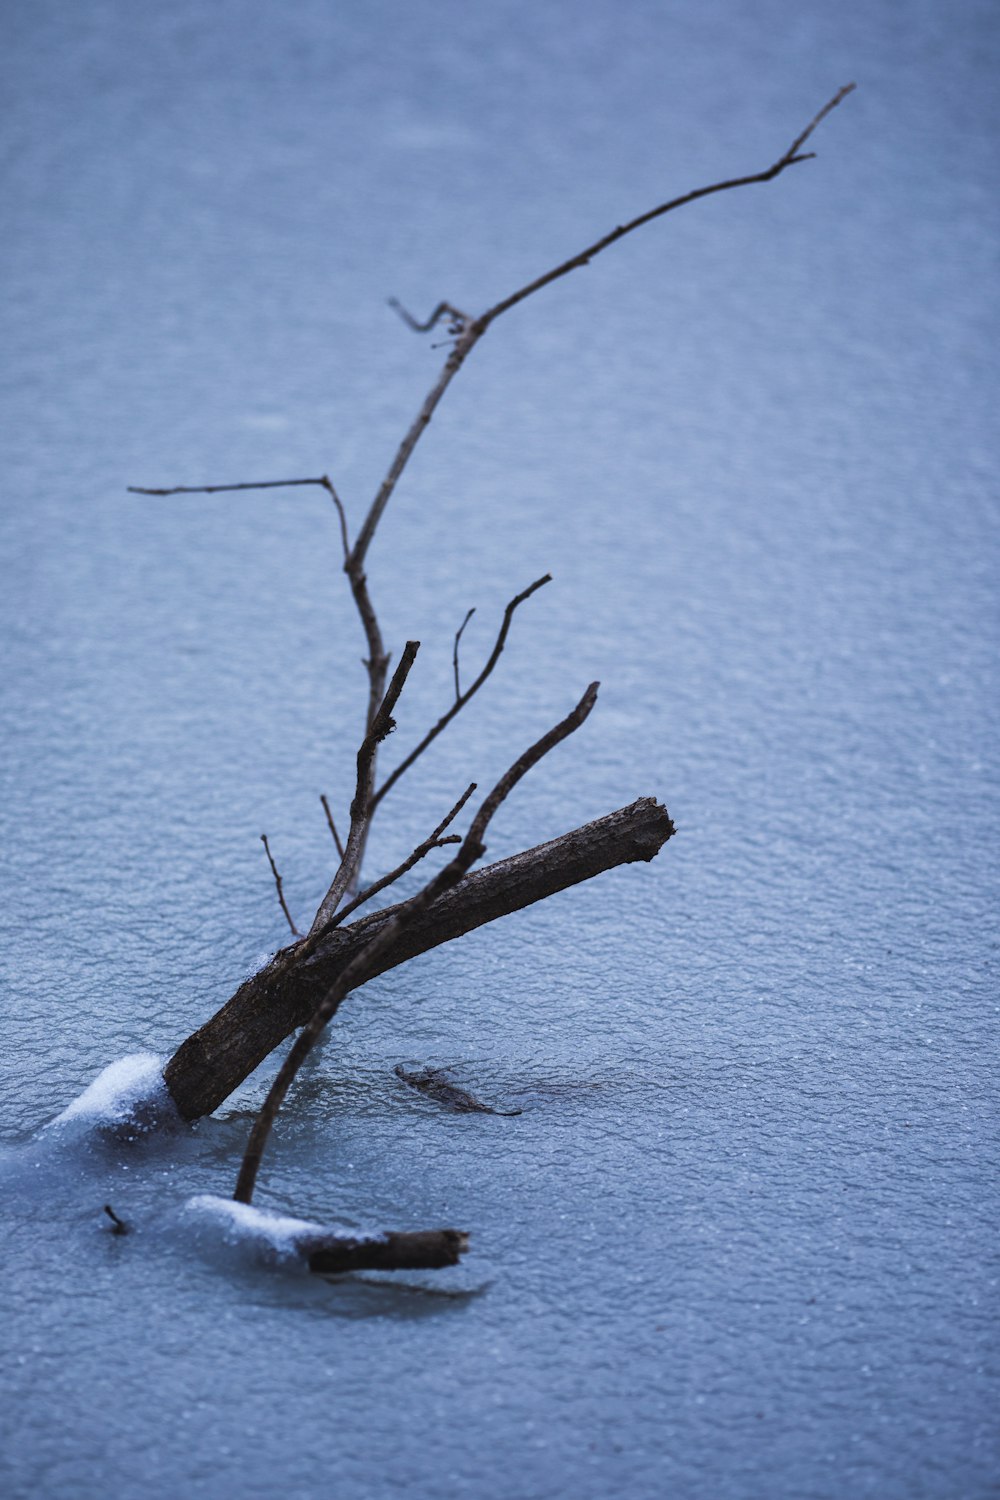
[452,607,476,701]
[350,87,854,568]
[477,84,856,328]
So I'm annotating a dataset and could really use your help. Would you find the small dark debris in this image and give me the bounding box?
[103,1204,130,1236]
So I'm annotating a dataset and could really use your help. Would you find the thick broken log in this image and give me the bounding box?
[163,795,674,1122]
[304,1227,469,1275]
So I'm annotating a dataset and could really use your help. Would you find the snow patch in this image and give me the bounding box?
[184,1194,385,1262]
[51,1053,169,1128]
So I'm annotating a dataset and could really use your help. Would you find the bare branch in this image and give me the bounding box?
[477,84,857,327]
[319,795,346,860]
[308,641,421,935]
[330,781,476,927]
[452,607,476,702]
[261,834,300,938]
[234,682,599,1204]
[129,472,353,562]
[373,574,551,811]
[131,92,851,927]
[348,88,854,576]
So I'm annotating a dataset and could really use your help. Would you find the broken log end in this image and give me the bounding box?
[305,1226,470,1275]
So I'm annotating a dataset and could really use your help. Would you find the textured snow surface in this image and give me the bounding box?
[50,1053,167,1127]
[1,1,997,1498]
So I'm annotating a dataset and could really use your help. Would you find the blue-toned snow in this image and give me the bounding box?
[1,1,997,1497]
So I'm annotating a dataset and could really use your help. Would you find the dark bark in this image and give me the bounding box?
[163,796,674,1122]
[304,1227,469,1274]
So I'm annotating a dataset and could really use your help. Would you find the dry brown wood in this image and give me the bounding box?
[303,1227,469,1274]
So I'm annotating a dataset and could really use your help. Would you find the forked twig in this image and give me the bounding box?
[477,83,857,327]
[372,574,551,811]
[330,781,477,928]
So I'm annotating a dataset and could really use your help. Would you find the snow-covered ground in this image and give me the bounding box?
[2,2,997,1497]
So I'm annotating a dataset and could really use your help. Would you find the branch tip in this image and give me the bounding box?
[261,834,301,938]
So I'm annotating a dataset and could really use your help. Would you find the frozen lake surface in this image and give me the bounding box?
[2,2,997,1496]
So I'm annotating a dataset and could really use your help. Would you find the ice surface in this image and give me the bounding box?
[1,1,997,1498]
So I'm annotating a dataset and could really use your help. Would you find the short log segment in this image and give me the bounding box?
[163,796,674,1122]
[304,1228,470,1275]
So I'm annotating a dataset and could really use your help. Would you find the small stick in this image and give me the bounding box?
[103,1204,129,1236]
[452,607,475,702]
[261,834,300,938]
[319,795,346,859]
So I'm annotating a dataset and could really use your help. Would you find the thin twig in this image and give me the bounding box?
[331,781,477,927]
[452,608,475,701]
[373,575,551,811]
[476,84,857,327]
[261,834,300,938]
[129,471,353,563]
[319,794,346,859]
[128,477,333,496]
[234,683,599,1204]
